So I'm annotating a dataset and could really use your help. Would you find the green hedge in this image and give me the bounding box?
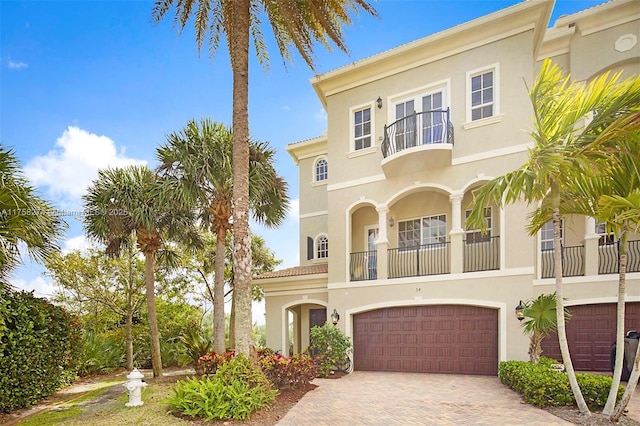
[498,357,624,409]
[0,291,82,412]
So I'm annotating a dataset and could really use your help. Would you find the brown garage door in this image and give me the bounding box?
[541,302,640,371]
[353,305,498,375]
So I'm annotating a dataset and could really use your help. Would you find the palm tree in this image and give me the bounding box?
[0,146,66,289]
[151,0,378,356]
[521,293,569,364]
[157,118,288,353]
[82,165,199,377]
[468,59,640,416]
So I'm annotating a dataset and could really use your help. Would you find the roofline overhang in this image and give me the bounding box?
[286,134,327,165]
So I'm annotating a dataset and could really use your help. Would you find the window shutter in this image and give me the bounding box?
[307,237,314,260]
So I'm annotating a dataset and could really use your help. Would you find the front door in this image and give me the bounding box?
[366,227,379,280]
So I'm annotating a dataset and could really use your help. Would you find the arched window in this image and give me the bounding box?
[315,158,328,182]
[316,235,329,259]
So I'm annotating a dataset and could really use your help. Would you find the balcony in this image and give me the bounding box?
[598,239,640,275]
[541,245,585,279]
[388,242,450,279]
[463,236,500,273]
[381,109,454,176]
[350,250,377,281]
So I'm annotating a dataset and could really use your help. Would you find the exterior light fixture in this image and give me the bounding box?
[515,300,525,321]
[331,309,340,326]
[377,96,383,109]
[389,216,395,227]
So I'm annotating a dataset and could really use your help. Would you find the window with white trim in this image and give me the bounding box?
[314,158,328,182]
[392,87,447,149]
[541,220,564,251]
[353,107,372,151]
[466,64,499,123]
[596,221,616,246]
[398,214,447,249]
[465,207,491,244]
[316,235,329,259]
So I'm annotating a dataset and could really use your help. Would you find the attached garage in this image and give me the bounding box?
[353,305,498,375]
[541,302,640,371]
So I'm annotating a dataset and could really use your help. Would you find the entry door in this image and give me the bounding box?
[395,100,416,149]
[422,91,444,144]
[309,308,327,329]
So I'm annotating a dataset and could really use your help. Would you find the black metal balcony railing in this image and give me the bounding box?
[598,239,640,275]
[463,236,500,272]
[388,241,450,279]
[350,250,378,281]
[381,109,453,158]
[541,245,585,279]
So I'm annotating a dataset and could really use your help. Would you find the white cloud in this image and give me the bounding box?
[288,199,299,223]
[24,126,146,203]
[62,234,94,255]
[314,108,327,122]
[12,276,56,298]
[8,59,28,70]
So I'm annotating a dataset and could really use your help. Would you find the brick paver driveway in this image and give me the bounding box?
[277,371,572,425]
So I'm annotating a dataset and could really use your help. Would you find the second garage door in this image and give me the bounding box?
[353,305,498,375]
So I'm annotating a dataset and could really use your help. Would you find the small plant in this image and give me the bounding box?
[178,325,214,372]
[165,354,276,421]
[259,351,317,389]
[499,357,624,409]
[197,350,235,375]
[309,323,352,377]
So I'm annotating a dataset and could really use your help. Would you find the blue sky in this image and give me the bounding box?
[1,0,603,318]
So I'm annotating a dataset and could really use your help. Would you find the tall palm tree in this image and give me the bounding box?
[521,293,569,364]
[0,146,66,289]
[157,118,288,353]
[82,165,199,377]
[151,0,377,356]
[468,59,640,415]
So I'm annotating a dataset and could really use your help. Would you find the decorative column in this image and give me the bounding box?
[376,206,390,280]
[449,193,464,274]
[584,216,600,276]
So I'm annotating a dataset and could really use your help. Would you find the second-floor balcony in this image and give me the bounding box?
[381,109,454,176]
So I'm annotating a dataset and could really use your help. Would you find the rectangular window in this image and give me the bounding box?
[354,107,372,150]
[470,71,494,121]
[541,220,564,251]
[398,214,447,249]
[596,221,616,246]
[465,207,491,244]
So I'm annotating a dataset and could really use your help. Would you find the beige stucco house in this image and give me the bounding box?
[255,0,640,376]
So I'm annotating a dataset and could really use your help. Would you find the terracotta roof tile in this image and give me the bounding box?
[254,263,328,280]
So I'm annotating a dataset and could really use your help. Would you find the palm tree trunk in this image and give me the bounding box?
[552,199,589,415]
[529,331,543,364]
[144,253,163,377]
[213,229,227,353]
[230,0,253,357]
[125,311,134,371]
[603,231,640,422]
[604,229,628,415]
[230,289,236,349]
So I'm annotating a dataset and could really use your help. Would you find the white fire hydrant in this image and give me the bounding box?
[123,368,147,407]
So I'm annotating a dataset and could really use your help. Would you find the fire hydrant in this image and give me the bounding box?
[123,368,147,407]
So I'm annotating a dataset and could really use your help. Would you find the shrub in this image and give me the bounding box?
[178,325,214,372]
[165,354,276,421]
[259,351,317,389]
[77,331,124,376]
[198,350,235,375]
[309,323,352,377]
[0,291,82,412]
[498,358,624,409]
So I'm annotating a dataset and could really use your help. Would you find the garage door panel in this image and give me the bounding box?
[541,302,640,372]
[354,305,498,375]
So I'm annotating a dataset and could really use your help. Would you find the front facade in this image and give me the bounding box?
[255,0,640,375]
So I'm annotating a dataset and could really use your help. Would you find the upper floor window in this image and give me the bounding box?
[398,214,447,249]
[316,235,329,259]
[353,107,372,151]
[596,221,616,246]
[466,64,499,124]
[315,158,328,182]
[465,207,491,244]
[541,220,564,251]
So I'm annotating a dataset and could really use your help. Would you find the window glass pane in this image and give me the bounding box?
[483,88,493,103]
[472,75,481,91]
[363,122,370,134]
[472,109,481,121]
[471,92,481,106]
[363,108,370,121]
[354,110,362,124]
[361,137,371,148]
[355,125,362,138]
[483,72,493,87]
[482,105,493,118]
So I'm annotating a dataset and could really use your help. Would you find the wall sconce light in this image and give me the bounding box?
[388,216,395,227]
[330,309,340,326]
[515,300,525,322]
[377,96,383,109]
